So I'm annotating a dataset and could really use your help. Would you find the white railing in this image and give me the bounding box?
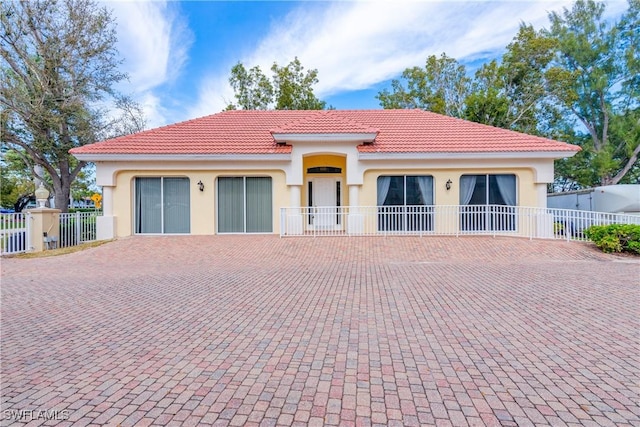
[59,211,99,248]
[280,205,640,239]
[1,212,31,255]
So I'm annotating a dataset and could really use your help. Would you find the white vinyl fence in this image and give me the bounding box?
[0,212,31,255]
[280,205,640,239]
[58,212,99,248]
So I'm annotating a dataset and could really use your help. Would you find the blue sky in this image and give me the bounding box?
[107,0,628,128]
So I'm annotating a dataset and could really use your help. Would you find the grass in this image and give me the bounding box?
[6,239,113,259]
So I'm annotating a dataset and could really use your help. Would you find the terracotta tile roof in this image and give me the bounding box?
[70,109,580,156]
[270,110,379,134]
[352,110,579,153]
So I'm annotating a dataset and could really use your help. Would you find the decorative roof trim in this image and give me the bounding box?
[271,132,378,143]
[357,151,577,160]
[72,153,292,162]
[269,111,380,135]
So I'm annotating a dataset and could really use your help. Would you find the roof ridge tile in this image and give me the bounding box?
[270,110,379,134]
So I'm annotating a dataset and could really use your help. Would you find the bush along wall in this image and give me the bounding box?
[584,224,640,255]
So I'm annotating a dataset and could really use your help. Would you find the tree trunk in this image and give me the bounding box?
[609,144,640,186]
[52,175,72,213]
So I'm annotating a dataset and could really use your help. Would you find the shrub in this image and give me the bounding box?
[584,224,640,254]
[69,208,100,213]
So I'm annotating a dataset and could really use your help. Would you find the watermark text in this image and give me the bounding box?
[2,409,70,421]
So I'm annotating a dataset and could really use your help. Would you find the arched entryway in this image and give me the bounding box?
[303,154,347,230]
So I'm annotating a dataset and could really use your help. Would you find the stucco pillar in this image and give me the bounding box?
[26,208,60,252]
[347,184,364,235]
[534,183,553,238]
[536,184,548,208]
[290,185,301,207]
[348,184,359,207]
[285,185,303,235]
[96,186,116,240]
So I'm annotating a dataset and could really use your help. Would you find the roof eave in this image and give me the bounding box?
[357,150,580,160]
[71,153,292,162]
[271,132,378,144]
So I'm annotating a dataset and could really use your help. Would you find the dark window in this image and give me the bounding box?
[459,174,516,231]
[307,167,342,174]
[377,175,434,232]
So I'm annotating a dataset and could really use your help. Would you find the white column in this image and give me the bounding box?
[534,184,553,238]
[96,186,116,240]
[102,186,114,216]
[536,183,548,208]
[348,184,359,207]
[347,184,364,235]
[290,185,301,207]
[286,185,303,235]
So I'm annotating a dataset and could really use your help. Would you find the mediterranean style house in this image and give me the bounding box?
[70,109,580,239]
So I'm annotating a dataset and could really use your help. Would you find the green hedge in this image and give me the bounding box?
[69,208,101,213]
[584,224,640,254]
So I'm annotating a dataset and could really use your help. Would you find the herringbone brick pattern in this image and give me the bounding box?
[1,236,638,426]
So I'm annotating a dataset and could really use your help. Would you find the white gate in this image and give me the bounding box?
[1,213,31,255]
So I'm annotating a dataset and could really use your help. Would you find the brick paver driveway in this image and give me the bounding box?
[1,236,638,427]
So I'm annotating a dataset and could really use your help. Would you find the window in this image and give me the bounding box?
[377,175,434,232]
[307,166,342,174]
[135,177,190,234]
[218,177,272,233]
[459,174,516,231]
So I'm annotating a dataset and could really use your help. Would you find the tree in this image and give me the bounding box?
[0,0,137,212]
[0,143,103,211]
[377,31,558,136]
[377,53,470,117]
[377,1,638,187]
[465,25,559,136]
[271,58,326,110]
[0,148,33,209]
[228,63,274,110]
[227,57,326,110]
[463,60,511,128]
[106,96,147,139]
[544,0,639,186]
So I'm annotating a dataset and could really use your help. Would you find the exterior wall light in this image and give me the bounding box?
[197,180,204,192]
[446,179,452,191]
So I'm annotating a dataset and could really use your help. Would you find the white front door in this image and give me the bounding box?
[310,178,340,229]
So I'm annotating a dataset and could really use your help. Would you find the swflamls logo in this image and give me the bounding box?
[2,409,70,421]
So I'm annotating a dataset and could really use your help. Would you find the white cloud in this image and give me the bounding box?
[192,1,584,115]
[189,0,629,118]
[188,73,236,120]
[108,1,192,127]
[249,0,577,96]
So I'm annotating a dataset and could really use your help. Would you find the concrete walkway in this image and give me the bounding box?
[1,236,638,426]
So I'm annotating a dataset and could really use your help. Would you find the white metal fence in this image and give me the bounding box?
[59,212,99,248]
[1,212,31,255]
[280,205,640,239]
